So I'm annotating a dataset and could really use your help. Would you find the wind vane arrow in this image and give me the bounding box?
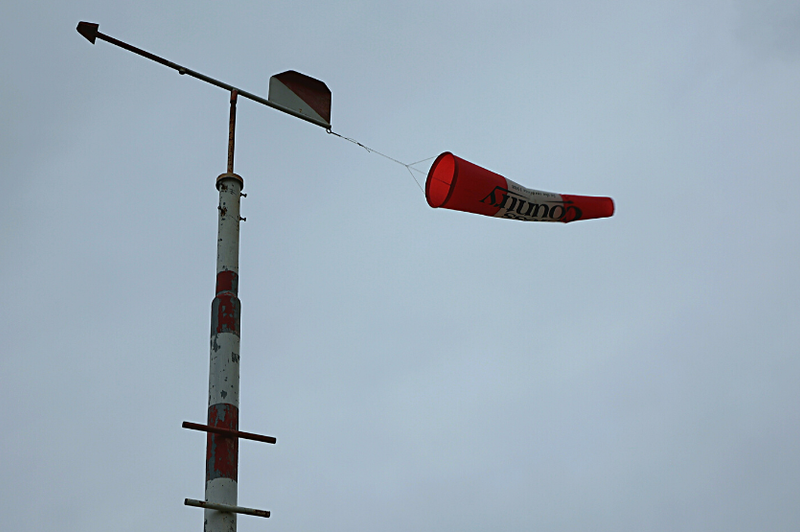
[76,21,99,44]
[76,21,331,129]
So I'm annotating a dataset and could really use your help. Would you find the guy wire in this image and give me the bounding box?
[327,129,431,194]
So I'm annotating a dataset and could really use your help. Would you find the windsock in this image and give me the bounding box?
[425,152,614,223]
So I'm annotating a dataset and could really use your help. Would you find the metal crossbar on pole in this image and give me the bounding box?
[182,421,277,445]
[185,499,270,519]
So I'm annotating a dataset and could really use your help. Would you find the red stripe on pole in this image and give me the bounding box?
[216,270,239,295]
[211,293,240,335]
[206,403,239,481]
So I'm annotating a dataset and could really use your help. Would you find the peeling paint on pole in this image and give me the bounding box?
[206,404,239,481]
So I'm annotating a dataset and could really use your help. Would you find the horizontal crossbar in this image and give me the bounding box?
[184,498,270,518]
[182,421,277,444]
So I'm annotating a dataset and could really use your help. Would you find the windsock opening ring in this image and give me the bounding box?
[426,152,457,208]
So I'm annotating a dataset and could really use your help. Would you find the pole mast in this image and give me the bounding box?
[205,90,244,532]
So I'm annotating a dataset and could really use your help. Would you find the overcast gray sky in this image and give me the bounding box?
[2,1,800,531]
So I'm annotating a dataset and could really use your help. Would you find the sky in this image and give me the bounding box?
[2,1,799,531]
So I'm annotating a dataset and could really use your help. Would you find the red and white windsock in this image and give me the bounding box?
[425,152,614,223]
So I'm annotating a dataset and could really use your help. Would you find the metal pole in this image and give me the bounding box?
[206,90,243,532]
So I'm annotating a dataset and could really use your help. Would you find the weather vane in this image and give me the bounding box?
[77,17,614,532]
[77,20,336,532]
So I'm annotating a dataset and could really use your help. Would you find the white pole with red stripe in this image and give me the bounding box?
[205,91,244,532]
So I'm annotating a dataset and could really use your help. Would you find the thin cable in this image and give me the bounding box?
[408,155,437,168]
[327,129,426,194]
